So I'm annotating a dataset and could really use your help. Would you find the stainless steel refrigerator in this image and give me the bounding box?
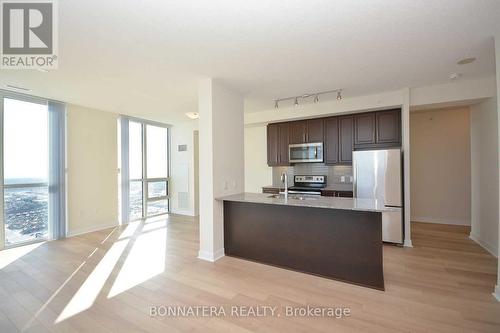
[353,148,403,244]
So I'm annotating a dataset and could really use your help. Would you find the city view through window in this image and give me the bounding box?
[3,98,49,246]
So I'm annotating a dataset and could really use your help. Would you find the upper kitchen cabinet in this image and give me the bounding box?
[306,118,324,143]
[289,119,324,144]
[267,122,289,166]
[289,120,307,144]
[376,109,401,144]
[354,113,376,146]
[339,116,354,163]
[354,109,401,149]
[278,122,290,165]
[267,123,279,166]
[324,117,339,164]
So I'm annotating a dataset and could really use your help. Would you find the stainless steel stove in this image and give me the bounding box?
[288,175,326,195]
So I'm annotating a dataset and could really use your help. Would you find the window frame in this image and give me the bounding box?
[124,117,171,220]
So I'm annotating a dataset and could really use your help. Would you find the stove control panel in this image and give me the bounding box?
[294,175,326,184]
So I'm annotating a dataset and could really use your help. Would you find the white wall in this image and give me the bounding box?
[66,105,119,236]
[198,79,244,261]
[244,124,272,192]
[170,120,199,216]
[470,97,499,257]
[410,107,471,225]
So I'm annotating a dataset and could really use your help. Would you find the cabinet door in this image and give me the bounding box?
[339,116,354,163]
[324,117,339,164]
[306,118,324,143]
[267,124,279,166]
[376,109,400,144]
[278,123,290,165]
[321,190,336,197]
[354,113,376,146]
[336,191,354,198]
[289,120,307,144]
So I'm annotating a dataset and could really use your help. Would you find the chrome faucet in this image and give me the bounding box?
[280,172,288,199]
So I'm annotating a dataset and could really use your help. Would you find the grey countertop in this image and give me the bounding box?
[216,192,399,213]
[263,185,353,192]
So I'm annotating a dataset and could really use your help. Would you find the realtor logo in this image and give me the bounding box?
[1,0,58,69]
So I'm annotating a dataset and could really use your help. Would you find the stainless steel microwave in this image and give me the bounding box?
[289,143,324,163]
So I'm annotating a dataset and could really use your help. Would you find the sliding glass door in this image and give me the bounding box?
[1,96,49,247]
[126,119,170,220]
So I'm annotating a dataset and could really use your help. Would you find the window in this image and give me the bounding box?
[0,92,66,250]
[121,118,170,221]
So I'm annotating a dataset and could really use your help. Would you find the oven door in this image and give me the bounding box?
[289,143,323,163]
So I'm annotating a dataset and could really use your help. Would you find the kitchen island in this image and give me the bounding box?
[217,193,398,290]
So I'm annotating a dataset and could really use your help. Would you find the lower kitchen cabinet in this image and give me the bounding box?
[321,190,354,197]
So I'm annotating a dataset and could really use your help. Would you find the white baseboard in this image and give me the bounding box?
[411,216,470,226]
[469,233,498,258]
[198,248,225,262]
[493,285,500,302]
[403,239,413,248]
[170,209,196,217]
[67,222,119,237]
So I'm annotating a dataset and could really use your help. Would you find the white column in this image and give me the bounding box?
[494,35,500,302]
[402,88,412,247]
[198,79,244,262]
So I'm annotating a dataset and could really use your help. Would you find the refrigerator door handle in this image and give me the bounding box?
[352,154,357,198]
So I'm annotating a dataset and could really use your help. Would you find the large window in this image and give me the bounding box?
[2,97,49,246]
[123,119,170,220]
[0,92,66,250]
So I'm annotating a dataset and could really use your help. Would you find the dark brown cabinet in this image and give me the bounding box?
[289,121,307,144]
[306,119,324,143]
[376,109,400,144]
[267,109,400,166]
[289,119,324,144]
[354,109,401,148]
[278,122,289,165]
[267,123,289,166]
[354,113,376,146]
[324,117,339,164]
[320,190,354,197]
[339,116,354,163]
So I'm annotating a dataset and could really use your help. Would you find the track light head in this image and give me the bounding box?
[336,90,342,100]
[294,97,299,107]
[274,100,279,109]
[314,94,319,103]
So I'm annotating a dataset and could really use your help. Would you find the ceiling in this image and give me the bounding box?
[1,0,499,123]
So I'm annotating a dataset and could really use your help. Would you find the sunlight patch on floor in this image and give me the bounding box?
[108,226,167,298]
[119,221,141,240]
[56,239,129,323]
[0,242,44,269]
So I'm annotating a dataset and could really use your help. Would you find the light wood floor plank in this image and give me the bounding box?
[0,217,499,332]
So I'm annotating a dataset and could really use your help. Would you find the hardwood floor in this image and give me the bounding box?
[0,216,499,332]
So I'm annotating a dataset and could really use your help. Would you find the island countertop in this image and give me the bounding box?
[216,192,398,213]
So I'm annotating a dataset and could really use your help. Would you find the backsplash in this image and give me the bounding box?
[272,164,353,190]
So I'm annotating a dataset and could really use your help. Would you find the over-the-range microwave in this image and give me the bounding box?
[289,142,324,163]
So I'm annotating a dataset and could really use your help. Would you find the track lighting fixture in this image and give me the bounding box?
[273,88,342,110]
